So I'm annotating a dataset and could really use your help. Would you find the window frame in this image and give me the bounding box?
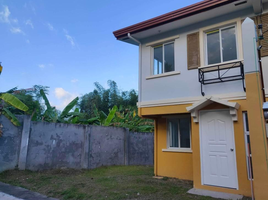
[166,115,191,150]
[243,112,254,180]
[205,24,239,65]
[152,41,175,75]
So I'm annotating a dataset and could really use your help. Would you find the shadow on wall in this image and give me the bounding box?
[0,115,154,172]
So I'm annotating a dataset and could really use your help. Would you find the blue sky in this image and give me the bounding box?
[0,0,199,110]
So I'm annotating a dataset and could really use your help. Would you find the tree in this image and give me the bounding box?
[79,80,138,117]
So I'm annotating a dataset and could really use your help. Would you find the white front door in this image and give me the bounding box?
[200,110,238,189]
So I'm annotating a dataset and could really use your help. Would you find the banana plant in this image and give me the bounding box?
[40,89,79,123]
[99,105,118,126]
[67,108,99,125]
[0,93,29,126]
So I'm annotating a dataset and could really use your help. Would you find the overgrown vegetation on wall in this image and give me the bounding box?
[1,81,154,133]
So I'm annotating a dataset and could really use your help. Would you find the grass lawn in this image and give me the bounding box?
[0,166,249,200]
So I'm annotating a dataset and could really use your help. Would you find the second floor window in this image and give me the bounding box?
[206,25,237,65]
[153,42,174,75]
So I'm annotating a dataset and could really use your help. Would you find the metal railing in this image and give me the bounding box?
[198,60,245,96]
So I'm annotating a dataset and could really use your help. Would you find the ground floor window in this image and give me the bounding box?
[167,115,191,149]
[243,112,254,180]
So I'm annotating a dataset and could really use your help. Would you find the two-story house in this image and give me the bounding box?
[113,0,268,199]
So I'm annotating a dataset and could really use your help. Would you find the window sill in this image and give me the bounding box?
[146,71,181,80]
[162,148,192,153]
[198,59,243,69]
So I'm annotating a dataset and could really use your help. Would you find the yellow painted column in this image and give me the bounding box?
[245,72,268,200]
[154,119,158,176]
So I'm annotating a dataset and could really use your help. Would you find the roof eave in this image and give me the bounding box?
[113,0,240,40]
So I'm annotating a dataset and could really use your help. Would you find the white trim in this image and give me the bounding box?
[146,34,180,47]
[151,41,175,75]
[243,112,254,180]
[166,116,192,150]
[199,109,239,189]
[265,89,268,97]
[186,96,239,112]
[137,92,246,108]
[146,71,181,80]
[199,59,244,69]
[186,96,239,123]
[205,25,238,65]
[162,148,192,153]
[199,18,243,67]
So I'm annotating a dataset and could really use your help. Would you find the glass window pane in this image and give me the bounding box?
[179,118,191,148]
[169,120,179,148]
[154,46,163,75]
[207,30,221,65]
[245,112,249,132]
[221,27,237,62]
[164,43,174,72]
[222,27,237,62]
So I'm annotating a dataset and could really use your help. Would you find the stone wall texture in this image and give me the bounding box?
[0,115,153,172]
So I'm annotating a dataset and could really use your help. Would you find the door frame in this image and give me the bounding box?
[199,109,239,189]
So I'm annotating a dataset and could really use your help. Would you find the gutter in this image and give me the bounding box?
[127,33,142,104]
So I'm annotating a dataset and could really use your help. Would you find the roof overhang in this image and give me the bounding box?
[186,96,240,123]
[113,0,267,44]
[253,0,263,14]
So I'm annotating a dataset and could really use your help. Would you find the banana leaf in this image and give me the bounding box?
[0,93,28,111]
[2,108,21,126]
[87,117,100,124]
[5,87,18,94]
[60,97,79,119]
[99,111,107,125]
[104,105,118,126]
[40,89,52,111]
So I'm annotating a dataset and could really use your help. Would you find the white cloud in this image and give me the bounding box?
[38,63,54,69]
[63,29,75,46]
[0,6,11,23]
[66,35,75,46]
[0,6,23,34]
[47,23,54,31]
[25,19,34,29]
[10,27,23,34]
[38,64,45,69]
[71,79,79,83]
[0,6,18,24]
[54,88,77,110]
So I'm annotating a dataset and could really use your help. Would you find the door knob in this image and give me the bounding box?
[230,148,234,152]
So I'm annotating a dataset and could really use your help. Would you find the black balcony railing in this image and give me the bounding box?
[198,60,245,96]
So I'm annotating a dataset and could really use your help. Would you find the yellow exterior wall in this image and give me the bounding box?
[142,99,252,196]
[244,73,268,200]
[155,117,193,180]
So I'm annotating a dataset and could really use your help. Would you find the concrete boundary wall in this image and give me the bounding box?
[0,115,153,172]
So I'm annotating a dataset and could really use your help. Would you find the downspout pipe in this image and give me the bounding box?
[128,33,142,104]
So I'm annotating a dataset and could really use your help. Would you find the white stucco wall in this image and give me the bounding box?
[138,8,268,104]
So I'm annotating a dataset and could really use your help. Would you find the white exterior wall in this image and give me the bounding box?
[141,35,244,103]
[261,57,268,95]
[138,8,268,105]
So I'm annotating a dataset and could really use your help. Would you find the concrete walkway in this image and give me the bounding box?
[188,188,243,200]
[0,182,58,200]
